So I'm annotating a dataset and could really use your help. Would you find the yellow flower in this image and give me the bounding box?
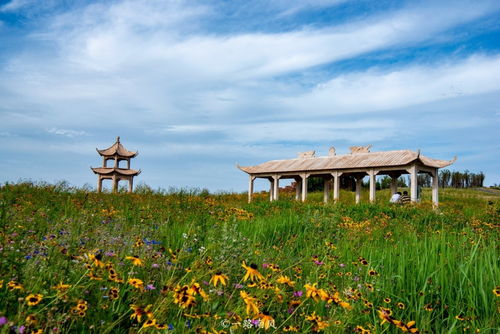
[173,285,197,308]
[7,280,24,291]
[240,291,260,316]
[256,312,275,330]
[142,318,157,328]
[305,312,329,332]
[242,262,265,282]
[128,278,144,290]
[304,283,328,302]
[87,252,105,268]
[130,304,153,323]
[126,255,144,266]
[276,275,295,287]
[283,325,300,332]
[210,272,229,287]
[25,293,43,306]
[493,286,500,297]
[52,282,71,292]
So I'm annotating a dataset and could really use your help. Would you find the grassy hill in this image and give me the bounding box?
[0,183,498,333]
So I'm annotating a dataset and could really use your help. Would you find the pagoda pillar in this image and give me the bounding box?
[355,176,363,204]
[323,178,330,203]
[301,174,308,202]
[248,175,255,203]
[295,178,301,201]
[431,168,439,207]
[408,164,418,202]
[128,177,133,193]
[112,175,118,193]
[272,175,280,201]
[97,176,102,193]
[331,171,342,203]
[368,169,379,203]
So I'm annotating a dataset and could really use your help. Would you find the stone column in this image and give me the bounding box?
[301,174,308,202]
[432,169,439,207]
[269,178,274,202]
[332,171,342,203]
[355,176,363,204]
[273,175,280,201]
[114,156,118,168]
[103,157,107,167]
[368,170,378,203]
[390,176,398,195]
[409,165,418,203]
[248,175,255,203]
[127,159,131,169]
[128,177,133,193]
[295,179,301,201]
[112,175,118,193]
[323,178,330,203]
[97,176,102,193]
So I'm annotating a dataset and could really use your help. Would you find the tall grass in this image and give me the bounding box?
[0,182,498,333]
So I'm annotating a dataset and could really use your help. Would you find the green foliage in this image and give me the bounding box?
[0,182,498,333]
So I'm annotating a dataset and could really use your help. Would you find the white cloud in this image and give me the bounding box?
[0,0,32,12]
[48,128,87,137]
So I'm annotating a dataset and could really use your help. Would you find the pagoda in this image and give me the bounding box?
[91,137,141,193]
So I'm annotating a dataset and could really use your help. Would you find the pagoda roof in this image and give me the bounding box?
[238,149,456,175]
[96,137,138,158]
[91,167,141,176]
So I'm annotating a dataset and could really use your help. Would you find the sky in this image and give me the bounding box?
[0,0,499,192]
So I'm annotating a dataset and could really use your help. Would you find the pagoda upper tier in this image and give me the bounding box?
[96,136,138,158]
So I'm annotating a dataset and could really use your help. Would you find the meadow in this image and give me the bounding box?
[0,182,498,333]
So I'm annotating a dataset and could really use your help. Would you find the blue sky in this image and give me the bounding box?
[0,0,499,192]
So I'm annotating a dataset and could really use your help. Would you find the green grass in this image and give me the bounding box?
[0,182,498,333]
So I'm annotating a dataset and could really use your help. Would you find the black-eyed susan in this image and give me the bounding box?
[240,291,259,316]
[304,283,328,302]
[424,304,433,312]
[305,312,329,332]
[128,278,144,290]
[256,312,275,330]
[126,255,144,266]
[242,262,264,282]
[368,269,379,276]
[25,293,43,306]
[365,283,374,292]
[25,314,37,325]
[397,302,405,309]
[363,300,373,308]
[108,287,119,300]
[283,325,299,332]
[155,323,168,329]
[210,272,228,287]
[173,285,196,308]
[130,304,153,323]
[384,297,391,303]
[354,325,372,334]
[87,252,105,268]
[142,318,157,328]
[189,282,209,301]
[7,280,24,291]
[276,275,295,287]
[493,286,500,297]
[378,307,394,325]
[52,282,71,292]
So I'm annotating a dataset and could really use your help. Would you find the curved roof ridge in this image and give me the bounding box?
[96,137,138,158]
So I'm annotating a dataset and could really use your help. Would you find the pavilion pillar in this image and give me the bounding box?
[332,171,342,203]
[368,170,378,203]
[390,176,398,195]
[323,178,330,203]
[301,174,308,202]
[409,164,418,203]
[273,175,280,201]
[128,177,133,193]
[355,176,363,204]
[112,175,118,193]
[114,156,118,168]
[97,176,102,193]
[295,178,301,201]
[127,159,130,169]
[103,157,107,167]
[269,178,274,202]
[431,168,439,207]
[248,175,255,203]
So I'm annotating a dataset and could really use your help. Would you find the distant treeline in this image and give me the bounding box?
[306,169,485,192]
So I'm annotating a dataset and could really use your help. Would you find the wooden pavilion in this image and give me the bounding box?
[237,146,456,206]
[91,137,141,193]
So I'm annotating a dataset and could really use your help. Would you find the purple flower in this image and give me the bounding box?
[313,260,324,266]
[251,319,260,327]
[234,283,244,289]
[151,263,160,268]
[262,263,269,268]
[287,307,295,314]
[0,317,7,326]
[18,325,26,333]
[146,284,156,290]
[293,290,303,297]
[203,281,209,286]
[339,263,346,268]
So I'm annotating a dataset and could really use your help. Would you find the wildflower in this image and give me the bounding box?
[108,287,119,300]
[242,262,265,282]
[143,318,157,328]
[293,290,303,297]
[25,314,37,325]
[283,325,300,332]
[52,282,71,292]
[128,278,144,290]
[424,304,433,312]
[368,269,378,276]
[364,283,374,292]
[134,238,144,247]
[130,304,153,323]
[189,282,209,301]
[276,275,295,287]
[126,255,144,266]
[155,323,168,329]
[25,294,43,306]
[305,312,329,332]
[87,252,105,268]
[304,283,328,302]
[256,312,275,330]
[384,298,391,303]
[87,271,103,281]
[493,286,500,297]
[397,302,405,309]
[378,307,394,325]
[0,317,7,326]
[240,291,260,316]
[354,325,372,334]
[7,281,24,291]
[173,285,196,308]
[358,257,369,266]
[210,272,229,287]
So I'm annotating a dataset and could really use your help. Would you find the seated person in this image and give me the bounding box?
[390,192,402,203]
[399,191,411,204]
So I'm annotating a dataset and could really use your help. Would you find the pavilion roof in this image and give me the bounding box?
[96,137,138,158]
[91,167,141,176]
[238,150,456,175]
